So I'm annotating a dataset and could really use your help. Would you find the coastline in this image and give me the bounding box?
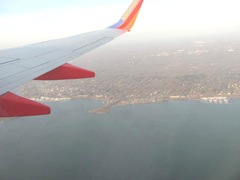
[0,96,236,122]
[77,95,234,114]
[29,95,236,115]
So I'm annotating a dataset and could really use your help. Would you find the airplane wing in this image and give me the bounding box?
[0,0,144,117]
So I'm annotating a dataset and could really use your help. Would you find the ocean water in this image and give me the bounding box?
[0,99,240,180]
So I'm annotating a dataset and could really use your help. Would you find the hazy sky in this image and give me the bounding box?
[1,0,240,48]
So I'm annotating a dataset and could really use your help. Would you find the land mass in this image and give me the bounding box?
[21,34,240,113]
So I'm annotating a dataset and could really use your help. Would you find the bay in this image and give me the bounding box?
[0,100,240,180]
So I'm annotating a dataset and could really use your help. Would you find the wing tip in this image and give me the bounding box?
[109,0,144,31]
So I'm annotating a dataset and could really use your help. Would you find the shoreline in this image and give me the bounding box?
[0,96,237,121]
[82,96,235,114]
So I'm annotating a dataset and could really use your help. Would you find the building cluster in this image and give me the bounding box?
[22,37,240,108]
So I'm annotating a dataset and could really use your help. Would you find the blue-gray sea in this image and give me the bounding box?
[1,99,240,180]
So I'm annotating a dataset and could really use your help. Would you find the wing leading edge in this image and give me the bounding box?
[0,0,144,117]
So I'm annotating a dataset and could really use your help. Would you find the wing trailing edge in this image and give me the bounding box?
[109,0,144,31]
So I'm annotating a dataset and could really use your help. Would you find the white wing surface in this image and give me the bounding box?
[0,0,144,117]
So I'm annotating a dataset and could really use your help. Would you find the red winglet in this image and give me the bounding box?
[0,92,50,117]
[35,63,95,80]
